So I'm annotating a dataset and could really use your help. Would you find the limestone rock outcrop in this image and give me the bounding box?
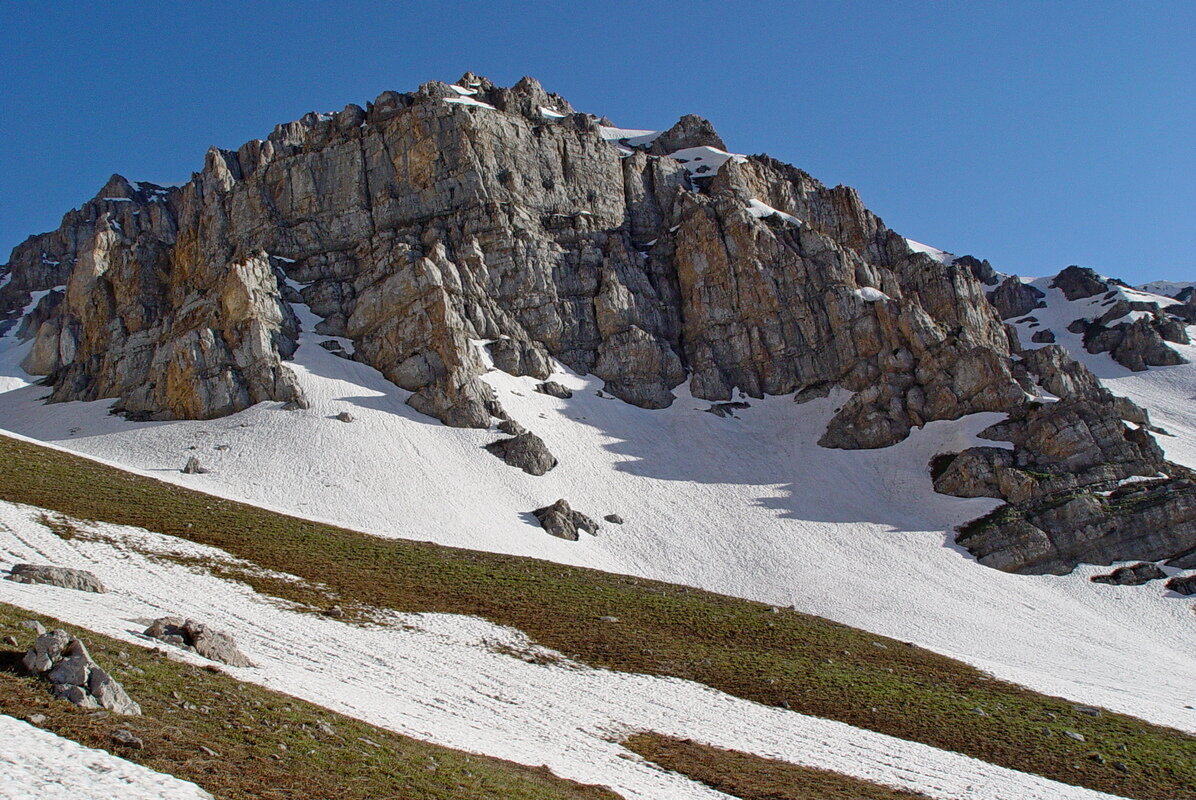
[3,73,1192,579]
[1,73,1031,448]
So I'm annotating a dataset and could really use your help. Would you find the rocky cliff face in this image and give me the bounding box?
[3,73,1194,575]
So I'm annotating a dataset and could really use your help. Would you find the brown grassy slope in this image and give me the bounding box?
[624,732,931,799]
[0,432,1193,799]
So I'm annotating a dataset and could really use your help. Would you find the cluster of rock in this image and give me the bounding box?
[2,73,1193,578]
[1051,267,1189,372]
[1090,563,1166,586]
[6,563,106,593]
[143,616,253,667]
[22,629,141,715]
[934,345,1196,573]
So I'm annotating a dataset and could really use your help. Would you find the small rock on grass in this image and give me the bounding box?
[110,729,144,749]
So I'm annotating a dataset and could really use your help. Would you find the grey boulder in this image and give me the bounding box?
[144,617,253,667]
[485,432,557,475]
[23,630,140,715]
[533,499,600,541]
[7,564,105,594]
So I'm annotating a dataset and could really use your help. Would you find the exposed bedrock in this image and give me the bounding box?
[936,345,1196,574]
[3,74,1030,449]
[3,73,1192,578]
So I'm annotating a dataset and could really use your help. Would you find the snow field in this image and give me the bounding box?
[0,714,213,800]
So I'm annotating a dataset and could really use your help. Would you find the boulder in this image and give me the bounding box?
[7,564,105,593]
[1166,575,1196,595]
[143,617,253,667]
[535,381,573,399]
[604,514,624,525]
[182,455,207,474]
[22,630,140,715]
[706,401,750,418]
[532,499,600,541]
[1030,329,1055,343]
[485,432,557,475]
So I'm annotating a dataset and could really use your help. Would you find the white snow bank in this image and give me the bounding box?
[0,323,1193,735]
[854,287,891,303]
[905,238,956,264]
[746,199,801,226]
[597,126,661,147]
[445,96,497,110]
[668,145,746,176]
[0,504,1126,800]
[0,714,213,800]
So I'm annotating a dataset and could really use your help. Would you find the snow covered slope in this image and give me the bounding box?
[0,714,213,800]
[0,285,1194,735]
[0,502,1131,800]
[1004,274,1196,484]
[1139,280,1195,299]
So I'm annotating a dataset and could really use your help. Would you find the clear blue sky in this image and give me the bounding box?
[2,1,1192,283]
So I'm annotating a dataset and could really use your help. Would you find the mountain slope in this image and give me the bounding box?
[1,72,1195,798]
[1,447,1194,798]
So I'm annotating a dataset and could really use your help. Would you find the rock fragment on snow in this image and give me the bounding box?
[1165,575,1196,595]
[485,432,557,475]
[182,455,207,474]
[7,564,106,593]
[532,499,600,541]
[535,381,573,399]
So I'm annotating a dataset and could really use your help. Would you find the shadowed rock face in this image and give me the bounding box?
[3,73,1025,448]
